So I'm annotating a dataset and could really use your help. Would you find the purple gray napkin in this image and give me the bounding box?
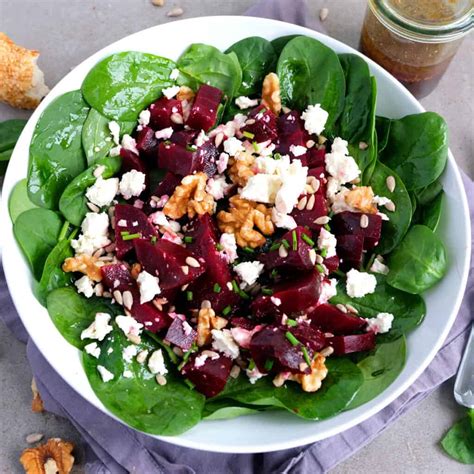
[1,1,473,472]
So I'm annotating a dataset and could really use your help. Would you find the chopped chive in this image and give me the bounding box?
[324,224,331,231]
[264,359,274,371]
[320,248,328,258]
[262,288,273,296]
[281,239,290,249]
[243,246,255,254]
[216,243,224,251]
[232,280,240,293]
[184,236,193,243]
[292,230,298,251]
[302,346,312,367]
[248,359,256,370]
[186,291,193,301]
[120,231,130,236]
[239,289,250,300]
[286,318,298,327]
[151,235,157,244]
[333,269,346,278]
[285,331,300,347]
[58,220,70,241]
[184,379,195,389]
[222,305,232,316]
[186,144,197,152]
[243,131,255,139]
[213,283,222,293]
[316,263,325,274]
[252,141,259,152]
[269,242,280,252]
[122,232,141,241]
[273,152,282,160]
[301,234,315,247]
[270,269,279,279]
[69,228,79,240]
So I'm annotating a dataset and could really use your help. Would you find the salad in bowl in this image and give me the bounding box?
[8,34,450,436]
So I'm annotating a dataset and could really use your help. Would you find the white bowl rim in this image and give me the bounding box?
[0,15,471,454]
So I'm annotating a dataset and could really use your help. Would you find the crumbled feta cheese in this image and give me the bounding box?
[85,176,119,208]
[115,315,143,336]
[301,104,329,135]
[370,256,389,275]
[109,145,121,157]
[271,208,297,230]
[326,176,341,201]
[317,228,337,258]
[121,134,139,155]
[219,232,238,263]
[365,312,394,334]
[216,152,230,174]
[346,269,377,298]
[137,270,161,304]
[108,121,120,145]
[274,160,308,214]
[318,278,338,304]
[240,173,281,203]
[170,68,180,80]
[119,170,146,200]
[75,275,95,298]
[162,85,180,99]
[71,212,111,255]
[253,154,290,175]
[149,211,169,227]
[155,127,174,140]
[325,138,361,184]
[234,261,264,288]
[290,144,307,157]
[332,137,349,155]
[81,312,113,341]
[194,350,220,368]
[211,329,240,359]
[206,175,231,200]
[271,296,282,306]
[246,366,266,384]
[148,349,168,375]
[255,140,276,157]
[223,136,244,156]
[84,342,101,359]
[122,345,138,363]
[123,370,133,379]
[195,130,209,147]
[138,109,151,127]
[97,365,114,382]
[235,96,259,110]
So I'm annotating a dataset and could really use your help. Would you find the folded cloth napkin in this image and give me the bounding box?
[1,1,473,472]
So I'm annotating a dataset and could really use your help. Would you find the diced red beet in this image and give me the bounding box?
[134,239,206,290]
[101,263,135,292]
[170,130,199,147]
[331,212,382,250]
[114,204,158,259]
[152,171,181,198]
[182,352,232,398]
[130,288,172,333]
[149,97,183,130]
[241,105,278,143]
[276,111,309,162]
[250,295,284,320]
[259,227,314,271]
[291,192,327,231]
[289,324,327,352]
[230,316,257,331]
[306,147,326,169]
[329,332,376,355]
[164,316,196,351]
[324,255,340,273]
[120,148,147,174]
[308,304,366,335]
[186,84,223,131]
[136,126,159,157]
[336,234,364,270]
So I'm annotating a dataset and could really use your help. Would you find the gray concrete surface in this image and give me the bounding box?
[0,0,472,473]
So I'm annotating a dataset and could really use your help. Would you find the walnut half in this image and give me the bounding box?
[288,353,328,392]
[261,72,282,115]
[20,438,75,474]
[62,254,103,282]
[196,305,228,347]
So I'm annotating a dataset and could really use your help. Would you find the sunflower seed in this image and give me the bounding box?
[306,139,316,148]
[359,141,369,150]
[320,346,335,357]
[181,265,189,275]
[309,249,317,265]
[170,112,184,124]
[26,433,44,444]
[386,175,396,193]
[173,347,184,357]
[360,214,369,228]
[215,132,224,147]
[151,0,165,5]
[87,202,100,213]
[319,7,329,21]
[156,374,167,385]
[345,303,359,314]
[315,254,324,264]
[297,196,308,210]
[127,333,141,345]
[93,165,106,177]
[314,216,330,225]
[246,119,256,125]
[186,256,200,268]
[306,194,315,211]
[201,300,211,309]
[279,245,289,258]
[167,7,183,17]
[336,304,348,313]
[94,283,104,297]
[385,200,396,212]
[113,290,123,306]
[230,365,241,379]
[122,290,133,310]
[136,350,149,364]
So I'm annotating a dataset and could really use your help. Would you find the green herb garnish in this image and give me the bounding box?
[301,234,315,247]
[302,346,312,367]
[285,331,300,347]
[213,283,222,293]
[121,232,141,241]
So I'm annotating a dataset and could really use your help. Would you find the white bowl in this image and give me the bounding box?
[0,16,471,453]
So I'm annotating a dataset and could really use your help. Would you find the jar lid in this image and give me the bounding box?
[370,0,473,42]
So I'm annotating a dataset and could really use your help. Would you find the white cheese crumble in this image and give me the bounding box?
[194,350,220,368]
[137,270,161,304]
[211,329,240,359]
[97,365,114,382]
[169,68,180,80]
[138,109,151,128]
[119,170,146,200]
[71,212,111,256]
[219,232,238,264]
[81,312,113,341]
[370,256,390,275]
[75,275,95,298]
[246,366,266,384]
[325,138,361,184]
[317,228,337,258]
[235,96,259,110]
[115,315,143,336]
[85,176,119,208]
[274,160,308,214]
[216,152,230,174]
[271,208,297,230]
[148,349,168,375]
[123,370,133,379]
[149,210,169,227]
[84,342,101,359]
[108,121,120,145]
[301,104,329,135]
[223,136,244,156]
[206,175,231,200]
[240,173,281,204]
[346,269,377,298]
[155,127,174,140]
[162,85,180,99]
[121,134,139,155]
[365,312,394,334]
[234,261,264,288]
[318,278,338,304]
[195,130,209,147]
[290,144,307,157]
[122,345,138,363]
[109,145,121,157]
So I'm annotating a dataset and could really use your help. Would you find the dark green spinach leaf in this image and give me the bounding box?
[441,411,474,464]
[271,35,300,55]
[8,179,38,224]
[0,119,27,152]
[416,191,444,232]
[413,179,443,206]
[375,116,391,153]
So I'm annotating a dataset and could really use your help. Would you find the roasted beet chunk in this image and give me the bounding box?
[182,352,232,397]
[290,192,327,230]
[186,84,223,131]
[306,147,326,169]
[241,105,278,143]
[329,332,376,355]
[289,324,327,352]
[134,239,206,290]
[152,171,181,198]
[164,316,196,351]
[136,126,159,157]
[308,304,366,335]
[250,295,284,320]
[259,227,314,271]
[114,204,158,259]
[101,264,135,292]
[149,97,183,130]
[336,234,364,270]
[331,211,382,250]
[120,148,146,174]
[276,111,308,162]
[324,255,340,273]
[130,288,172,332]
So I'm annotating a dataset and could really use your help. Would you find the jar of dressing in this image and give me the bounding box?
[360,0,473,97]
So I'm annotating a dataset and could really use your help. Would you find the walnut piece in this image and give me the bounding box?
[217,196,274,248]
[345,186,377,214]
[227,152,255,187]
[176,85,194,102]
[288,353,328,392]
[20,438,75,474]
[261,72,281,115]
[163,172,216,220]
[31,378,44,413]
[130,263,142,280]
[62,254,103,282]
[196,306,228,347]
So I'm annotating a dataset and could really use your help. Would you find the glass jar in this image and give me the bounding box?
[360,0,473,97]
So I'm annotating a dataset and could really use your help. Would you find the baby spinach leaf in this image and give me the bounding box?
[203,399,264,420]
[271,35,300,56]
[0,148,13,163]
[8,179,38,224]
[82,108,134,166]
[413,179,443,206]
[214,358,363,420]
[441,413,474,464]
[369,161,412,254]
[0,119,27,152]
[346,336,406,409]
[225,36,277,96]
[277,36,345,132]
[379,112,448,190]
[28,90,90,209]
[375,116,391,153]
[83,328,205,435]
[46,287,117,349]
[387,225,447,294]
[13,208,63,280]
[58,156,121,226]
[331,275,426,339]
[177,43,242,98]
[416,191,444,232]
[82,52,176,121]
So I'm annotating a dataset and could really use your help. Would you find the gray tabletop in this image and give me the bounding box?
[0,1,472,473]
